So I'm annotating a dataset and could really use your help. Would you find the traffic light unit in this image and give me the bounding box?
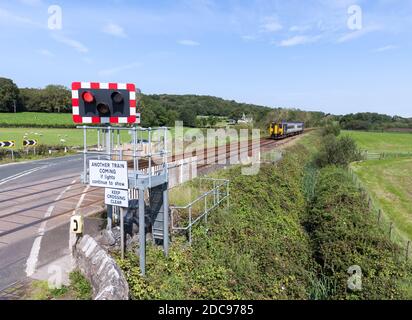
[72,82,140,124]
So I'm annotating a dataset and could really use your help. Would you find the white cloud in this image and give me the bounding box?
[241,35,257,41]
[337,26,381,43]
[374,45,398,52]
[260,17,282,33]
[178,40,200,46]
[0,8,36,26]
[278,35,321,47]
[103,23,127,38]
[52,34,89,53]
[290,25,311,32]
[98,62,142,76]
[37,49,54,57]
[82,57,94,64]
[19,0,43,6]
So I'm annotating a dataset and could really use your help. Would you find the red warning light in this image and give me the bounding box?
[82,91,95,103]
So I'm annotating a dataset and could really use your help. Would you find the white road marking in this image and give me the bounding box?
[0,166,47,186]
[75,185,90,210]
[0,156,82,186]
[25,179,77,277]
[69,185,91,268]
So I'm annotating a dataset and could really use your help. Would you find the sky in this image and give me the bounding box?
[0,0,411,116]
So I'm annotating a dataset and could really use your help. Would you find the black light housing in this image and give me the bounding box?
[97,103,110,116]
[111,91,124,104]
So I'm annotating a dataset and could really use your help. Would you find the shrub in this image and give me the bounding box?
[315,135,362,168]
[321,123,341,137]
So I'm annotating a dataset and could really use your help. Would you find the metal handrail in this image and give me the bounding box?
[170,178,230,244]
[171,181,229,209]
[172,195,228,231]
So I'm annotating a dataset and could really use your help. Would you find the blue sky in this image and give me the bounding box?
[0,0,411,116]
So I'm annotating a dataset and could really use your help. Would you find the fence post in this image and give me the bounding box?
[378,209,382,224]
[213,180,216,206]
[226,181,230,211]
[406,241,411,262]
[188,206,192,245]
[389,222,394,239]
[204,194,208,225]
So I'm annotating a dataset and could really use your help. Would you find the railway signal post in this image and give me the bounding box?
[72,82,169,276]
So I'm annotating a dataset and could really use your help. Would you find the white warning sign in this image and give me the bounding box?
[89,160,128,190]
[105,188,129,207]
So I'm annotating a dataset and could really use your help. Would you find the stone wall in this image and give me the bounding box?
[73,235,129,300]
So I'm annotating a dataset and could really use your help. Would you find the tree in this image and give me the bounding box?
[315,135,362,168]
[43,85,71,113]
[321,122,341,137]
[208,116,218,127]
[180,108,196,127]
[20,85,71,113]
[0,77,20,112]
[196,117,208,128]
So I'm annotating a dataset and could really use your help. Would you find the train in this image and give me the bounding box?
[269,122,304,140]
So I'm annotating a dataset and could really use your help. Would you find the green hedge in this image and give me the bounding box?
[306,166,411,299]
[116,140,412,300]
[117,145,316,299]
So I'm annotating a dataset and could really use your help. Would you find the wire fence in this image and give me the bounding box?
[347,166,411,262]
[361,150,412,161]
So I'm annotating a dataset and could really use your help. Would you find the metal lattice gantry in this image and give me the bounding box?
[77,125,170,275]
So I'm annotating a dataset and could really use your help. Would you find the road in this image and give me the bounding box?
[0,154,104,293]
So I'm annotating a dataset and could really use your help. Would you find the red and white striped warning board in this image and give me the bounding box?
[71,81,140,124]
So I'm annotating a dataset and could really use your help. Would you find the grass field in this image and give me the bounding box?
[342,130,412,153]
[352,158,412,242]
[0,127,131,147]
[0,112,74,127]
[0,127,208,148]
